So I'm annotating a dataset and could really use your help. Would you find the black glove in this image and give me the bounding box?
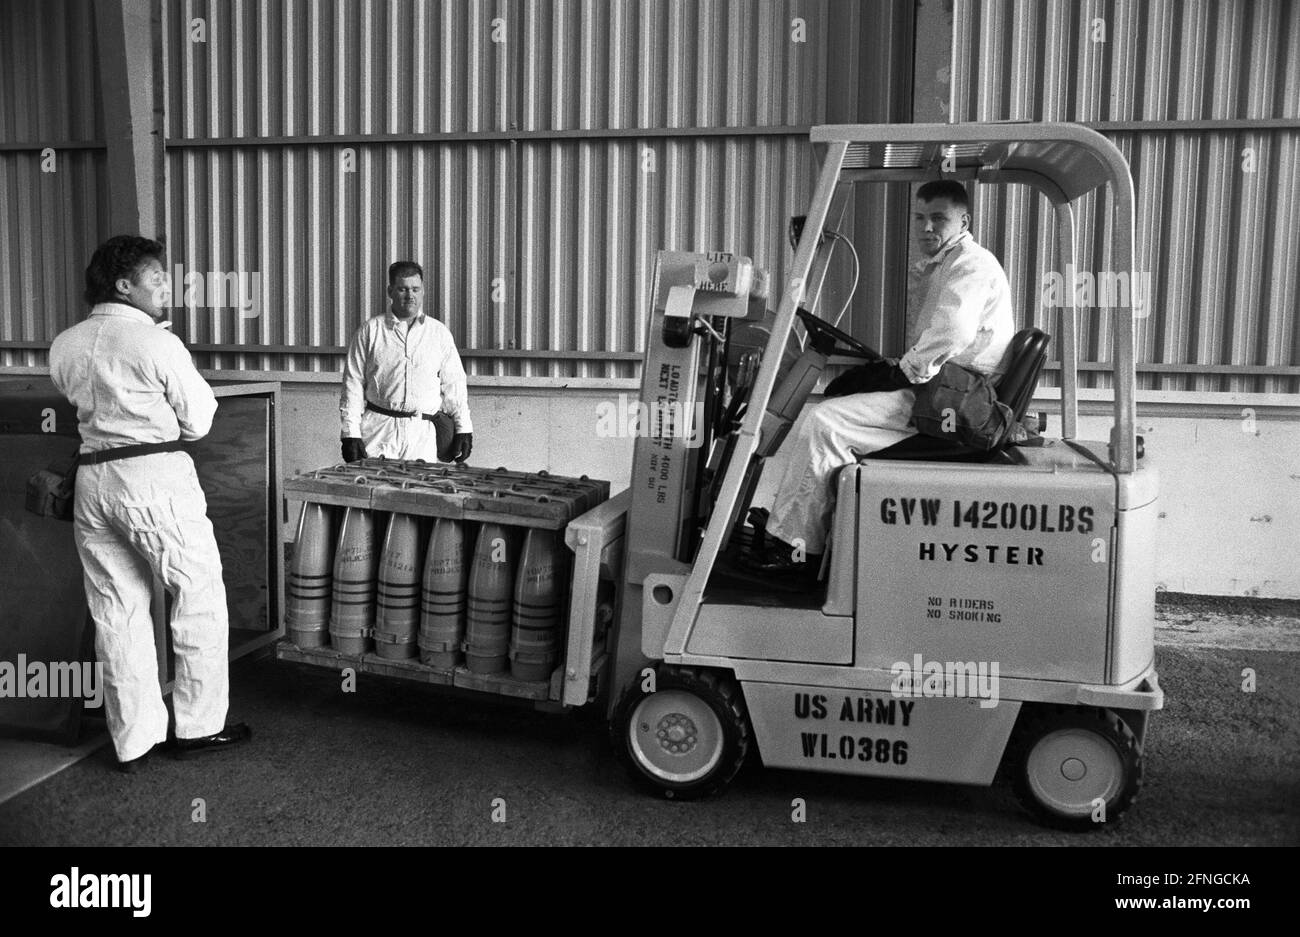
[450,432,473,463]
[341,437,367,463]
[824,364,872,398]
[824,360,912,397]
[884,362,913,390]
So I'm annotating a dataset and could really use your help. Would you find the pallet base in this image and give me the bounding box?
[274,640,557,701]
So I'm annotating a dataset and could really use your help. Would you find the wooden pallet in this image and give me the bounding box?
[284,461,609,530]
[274,640,557,701]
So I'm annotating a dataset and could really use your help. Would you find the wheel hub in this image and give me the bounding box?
[1026,728,1124,816]
[629,689,724,784]
[656,713,699,753]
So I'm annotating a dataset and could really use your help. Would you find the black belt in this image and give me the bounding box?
[80,440,188,465]
[366,401,438,423]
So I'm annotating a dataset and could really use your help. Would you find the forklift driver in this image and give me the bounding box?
[747,180,1014,575]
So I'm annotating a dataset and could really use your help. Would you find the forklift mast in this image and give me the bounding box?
[608,252,761,711]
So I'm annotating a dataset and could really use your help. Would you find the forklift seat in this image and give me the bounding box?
[863,328,1051,463]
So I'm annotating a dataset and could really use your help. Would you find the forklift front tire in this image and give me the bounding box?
[613,666,750,801]
[1010,707,1143,832]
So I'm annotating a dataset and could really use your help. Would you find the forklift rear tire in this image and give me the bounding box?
[613,666,750,801]
[1010,707,1143,832]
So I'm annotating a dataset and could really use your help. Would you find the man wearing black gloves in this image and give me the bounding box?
[339,261,474,464]
[753,181,1014,573]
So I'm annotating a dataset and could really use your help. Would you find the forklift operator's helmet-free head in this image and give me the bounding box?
[913,180,971,257]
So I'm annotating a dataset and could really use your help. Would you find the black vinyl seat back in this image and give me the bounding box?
[995,328,1051,422]
[863,328,1051,463]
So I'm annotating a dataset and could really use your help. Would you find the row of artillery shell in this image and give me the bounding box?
[285,502,568,682]
[283,460,610,531]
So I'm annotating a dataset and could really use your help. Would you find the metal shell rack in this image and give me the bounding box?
[275,460,611,704]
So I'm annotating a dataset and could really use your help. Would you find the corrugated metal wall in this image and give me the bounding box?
[951,0,1300,394]
[161,0,839,377]
[16,0,1289,395]
[0,0,106,368]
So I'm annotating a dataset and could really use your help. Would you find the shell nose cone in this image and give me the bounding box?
[330,507,378,655]
[465,523,517,674]
[287,502,335,646]
[419,517,470,669]
[375,513,425,660]
[510,529,565,682]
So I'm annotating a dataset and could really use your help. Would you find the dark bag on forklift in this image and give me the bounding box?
[25,449,79,521]
[911,362,1014,451]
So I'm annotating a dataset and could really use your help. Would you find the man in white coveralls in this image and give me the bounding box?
[753,181,1015,574]
[339,260,474,464]
[50,235,251,772]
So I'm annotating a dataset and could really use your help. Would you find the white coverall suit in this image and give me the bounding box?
[340,311,474,461]
[768,231,1016,555]
[50,303,229,762]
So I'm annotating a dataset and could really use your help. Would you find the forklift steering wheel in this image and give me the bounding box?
[796,309,883,361]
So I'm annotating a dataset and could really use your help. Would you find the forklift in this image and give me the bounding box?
[557,122,1163,830]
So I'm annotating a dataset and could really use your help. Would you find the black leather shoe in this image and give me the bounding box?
[173,723,252,759]
[117,743,161,774]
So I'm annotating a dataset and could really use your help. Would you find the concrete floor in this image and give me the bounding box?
[1,603,1296,846]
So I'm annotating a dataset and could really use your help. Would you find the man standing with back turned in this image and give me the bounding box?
[340,260,474,464]
[50,235,251,772]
